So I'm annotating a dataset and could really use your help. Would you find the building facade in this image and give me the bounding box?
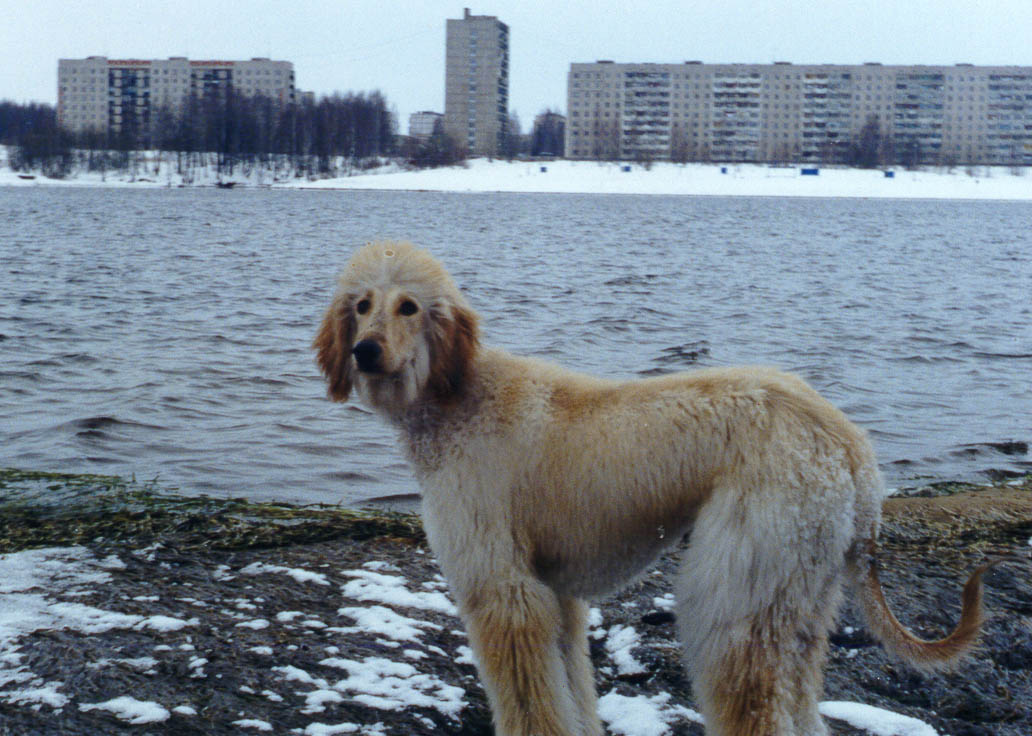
[444,9,509,156]
[57,56,295,138]
[566,61,1032,165]
[408,110,443,139]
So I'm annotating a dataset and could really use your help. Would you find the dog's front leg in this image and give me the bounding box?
[558,596,603,736]
[461,576,581,736]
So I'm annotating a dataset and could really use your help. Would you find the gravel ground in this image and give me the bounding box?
[0,476,1029,735]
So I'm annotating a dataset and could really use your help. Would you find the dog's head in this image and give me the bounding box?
[314,242,479,415]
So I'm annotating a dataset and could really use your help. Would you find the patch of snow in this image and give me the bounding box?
[136,614,198,632]
[273,664,327,687]
[0,546,114,595]
[340,570,457,615]
[652,594,675,611]
[599,690,703,735]
[132,543,163,561]
[187,656,208,678]
[317,656,466,718]
[237,618,271,630]
[172,704,197,715]
[302,723,360,735]
[79,695,170,724]
[336,605,442,643]
[820,701,939,736]
[42,601,143,634]
[233,718,273,731]
[96,554,126,570]
[301,688,344,714]
[241,561,330,586]
[2,681,69,710]
[455,645,475,666]
[605,625,647,675]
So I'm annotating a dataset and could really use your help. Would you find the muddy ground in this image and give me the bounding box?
[0,471,1029,735]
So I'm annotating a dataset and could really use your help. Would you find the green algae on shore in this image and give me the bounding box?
[0,468,424,554]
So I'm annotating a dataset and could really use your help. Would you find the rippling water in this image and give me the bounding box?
[1,186,1030,505]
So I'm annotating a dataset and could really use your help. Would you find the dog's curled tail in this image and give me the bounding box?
[848,543,1000,671]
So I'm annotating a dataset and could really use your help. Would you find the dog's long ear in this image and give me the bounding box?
[428,303,480,401]
[313,296,354,402]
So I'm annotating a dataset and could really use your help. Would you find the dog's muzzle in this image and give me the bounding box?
[352,339,384,373]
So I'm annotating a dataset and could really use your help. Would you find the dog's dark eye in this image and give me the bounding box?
[399,300,419,316]
[356,299,371,315]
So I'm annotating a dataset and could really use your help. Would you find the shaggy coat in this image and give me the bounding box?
[314,241,991,736]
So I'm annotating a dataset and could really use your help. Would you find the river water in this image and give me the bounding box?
[1,186,1030,505]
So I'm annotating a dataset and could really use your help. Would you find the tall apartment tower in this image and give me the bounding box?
[444,9,509,156]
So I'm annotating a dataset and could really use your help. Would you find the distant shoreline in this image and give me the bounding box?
[3,156,1032,201]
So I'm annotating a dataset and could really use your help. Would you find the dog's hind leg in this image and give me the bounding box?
[675,485,846,735]
[558,596,603,736]
[462,577,580,736]
[683,621,798,735]
[786,571,843,736]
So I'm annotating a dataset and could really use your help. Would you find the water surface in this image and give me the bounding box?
[1,187,1030,504]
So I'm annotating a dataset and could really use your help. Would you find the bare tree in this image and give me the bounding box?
[853,114,883,168]
[501,111,525,160]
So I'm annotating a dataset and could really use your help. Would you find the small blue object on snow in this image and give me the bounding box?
[801,167,819,176]
[720,167,728,174]
[540,166,547,173]
[622,165,632,173]
[884,170,895,178]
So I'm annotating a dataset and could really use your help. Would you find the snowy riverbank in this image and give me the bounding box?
[294,158,1032,201]
[3,148,1032,200]
[1,469,1030,735]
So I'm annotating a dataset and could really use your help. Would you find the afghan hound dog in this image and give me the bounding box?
[314,241,991,736]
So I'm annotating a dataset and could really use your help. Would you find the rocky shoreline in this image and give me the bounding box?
[0,470,1030,735]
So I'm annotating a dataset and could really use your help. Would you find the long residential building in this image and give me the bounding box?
[566,61,1032,165]
[444,9,509,156]
[57,56,296,138]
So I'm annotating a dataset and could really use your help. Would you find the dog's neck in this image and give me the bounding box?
[393,371,484,474]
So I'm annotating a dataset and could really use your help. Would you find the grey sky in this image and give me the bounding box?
[4,0,1030,130]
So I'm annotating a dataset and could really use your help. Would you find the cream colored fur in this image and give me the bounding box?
[314,241,990,736]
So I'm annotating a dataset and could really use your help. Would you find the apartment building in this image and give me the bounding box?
[57,56,295,138]
[444,9,509,156]
[408,110,443,139]
[566,61,1032,165]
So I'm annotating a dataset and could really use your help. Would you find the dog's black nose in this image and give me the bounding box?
[352,339,383,372]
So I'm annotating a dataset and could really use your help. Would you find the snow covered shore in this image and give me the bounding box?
[3,149,1032,201]
[295,158,1032,201]
[1,471,1030,735]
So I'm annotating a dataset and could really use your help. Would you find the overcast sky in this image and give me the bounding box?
[4,0,1031,131]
